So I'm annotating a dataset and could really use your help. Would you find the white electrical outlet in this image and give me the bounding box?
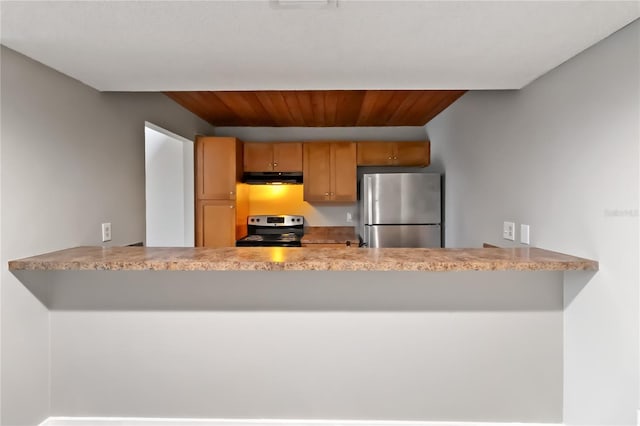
[346,212,353,223]
[503,221,515,241]
[520,224,530,245]
[101,222,112,242]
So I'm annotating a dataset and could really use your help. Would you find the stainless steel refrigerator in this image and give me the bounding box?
[359,173,441,248]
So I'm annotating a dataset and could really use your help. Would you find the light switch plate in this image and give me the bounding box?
[101,222,112,242]
[520,224,530,245]
[503,221,515,241]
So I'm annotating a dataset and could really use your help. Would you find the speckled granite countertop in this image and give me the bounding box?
[8,246,598,272]
[302,227,359,245]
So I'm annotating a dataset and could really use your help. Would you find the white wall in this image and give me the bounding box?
[216,126,436,227]
[0,46,214,425]
[145,124,194,247]
[183,136,195,246]
[426,20,639,425]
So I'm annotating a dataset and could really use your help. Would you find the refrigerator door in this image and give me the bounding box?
[365,224,441,248]
[363,173,441,225]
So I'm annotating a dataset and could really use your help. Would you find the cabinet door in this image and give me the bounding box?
[195,137,238,199]
[356,142,394,166]
[394,141,430,167]
[303,143,332,202]
[331,142,357,202]
[195,200,236,247]
[273,143,303,172]
[244,143,274,172]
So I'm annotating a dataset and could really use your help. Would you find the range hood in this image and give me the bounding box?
[242,172,303,185]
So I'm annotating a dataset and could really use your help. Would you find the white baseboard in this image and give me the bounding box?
[39,417,564,426]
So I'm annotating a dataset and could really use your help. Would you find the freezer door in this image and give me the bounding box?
[364,173,441,225]
[365,224,441,248]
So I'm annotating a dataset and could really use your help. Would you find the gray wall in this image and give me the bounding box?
[38,270,563,423]
[4,17,638,425]
[426,20,639,425]
[0,46,214,425]
[1,49,566,423]
[215,126,427,142]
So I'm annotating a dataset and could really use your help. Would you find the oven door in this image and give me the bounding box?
[236,236,302,247]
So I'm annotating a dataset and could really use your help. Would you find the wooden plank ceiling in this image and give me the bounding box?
[164,90,466,127]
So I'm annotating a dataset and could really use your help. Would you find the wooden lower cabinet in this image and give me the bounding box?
[195,185,249,248]
[196,200,236,247]
[303,142,356,202]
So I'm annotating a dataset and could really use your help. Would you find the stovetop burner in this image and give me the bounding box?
[236,215,304,247]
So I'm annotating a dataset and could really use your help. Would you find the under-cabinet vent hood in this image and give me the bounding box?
[242,172,303,185]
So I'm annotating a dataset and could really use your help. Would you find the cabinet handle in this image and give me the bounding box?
[273,162,278,167]
[230,191,234,195]
[325,192,329,196]
[388,156,392,160]
[229,205,234,209]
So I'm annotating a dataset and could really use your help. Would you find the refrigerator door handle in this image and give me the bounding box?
[366,175,373,224]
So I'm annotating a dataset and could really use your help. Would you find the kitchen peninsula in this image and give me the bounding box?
[9,243,597,319]
[8,244,598,421]
[10,245,597,272]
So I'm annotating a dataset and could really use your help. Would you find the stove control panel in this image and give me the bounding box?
[247,215,304,227]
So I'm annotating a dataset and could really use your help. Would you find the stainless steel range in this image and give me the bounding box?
[235,215,304,247]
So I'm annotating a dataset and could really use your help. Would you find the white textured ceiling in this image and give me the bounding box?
[1,1,638,91]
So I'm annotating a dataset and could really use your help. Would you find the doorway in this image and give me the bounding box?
[144,122,194,247]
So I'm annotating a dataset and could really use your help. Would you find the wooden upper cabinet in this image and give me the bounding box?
[303,143,332,202]
[357,141,430,167]
[394,141,430,167]
[243,143,273,172]
[303,142,356,202]
[356,142,395,165]
[273,143,303,172]
[244,142,302,172]
[331,142,357,202]
[195,136,242,200]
